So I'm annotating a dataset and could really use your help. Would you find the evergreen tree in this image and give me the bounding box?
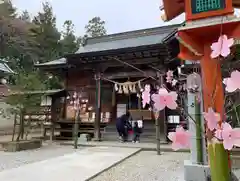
[0,0,16,18]
[84,17,107,37]
[83,16,107,44]
[59,20,80,55]
[18,10,31,22]
[0,1,38,73]
[32,2,61,63]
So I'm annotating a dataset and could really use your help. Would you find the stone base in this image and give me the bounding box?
[184,160,210,181]
[184,160,239,181]
[2,139,42,152]
[79,134,92,142]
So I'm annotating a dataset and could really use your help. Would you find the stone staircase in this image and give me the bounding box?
[102,120,158,143]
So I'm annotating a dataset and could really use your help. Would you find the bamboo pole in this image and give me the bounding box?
[195,97,203,164]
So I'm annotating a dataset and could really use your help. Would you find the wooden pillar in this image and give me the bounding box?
[159,75,168,143]
[128,94,131,109]
[138,92,141,109]
[111,86,116,122]
[94,72,102,141]
[20,109,24,139]
[155,111,161,155]
[50,96,57,142]
[159,109,167,142]
[200,44,231,178]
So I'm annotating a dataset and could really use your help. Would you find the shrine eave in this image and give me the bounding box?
[0,61,15,75]
[10,89,67,97]
[34,57,68,69]
[67,24,180,58]
[35,24,181,70]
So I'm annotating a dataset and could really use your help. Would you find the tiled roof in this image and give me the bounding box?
[35,24,180,67]
[34,57,67,67]
[0,60,14,74]
[10,89,66,95]
[75,24,180,54]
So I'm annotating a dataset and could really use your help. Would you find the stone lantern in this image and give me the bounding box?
[186,72,202,93]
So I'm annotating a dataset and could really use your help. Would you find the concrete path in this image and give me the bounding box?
[61,140,190,152]
[0,146,140,181]
[61,140,240,156]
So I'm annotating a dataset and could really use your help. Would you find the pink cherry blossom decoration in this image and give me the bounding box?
[168,126,190,151]
[142,84,151,108]
[203,107,220,131]
[151,88,178,111]
[223,70,240,93]
[215,122,240,150]
[210,35,234,58]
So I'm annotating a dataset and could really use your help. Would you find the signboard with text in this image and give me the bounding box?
[191,0,225,14]
[186,0,232,20]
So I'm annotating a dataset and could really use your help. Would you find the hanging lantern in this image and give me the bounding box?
[186,72,201,93]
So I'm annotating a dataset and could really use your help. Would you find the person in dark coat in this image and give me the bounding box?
[116,112,131,142]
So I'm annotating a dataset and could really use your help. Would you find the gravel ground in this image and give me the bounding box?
[0,142,79,171]
[90,151,189,181]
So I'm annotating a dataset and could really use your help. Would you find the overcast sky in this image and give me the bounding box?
[11,0,184,36]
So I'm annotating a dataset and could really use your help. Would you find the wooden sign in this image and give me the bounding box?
[191,0,225,14]
[128,109,152,120]
[186,0,233,21]
[66,105,75,119]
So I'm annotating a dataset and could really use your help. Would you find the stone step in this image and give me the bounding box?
[102,136,156,143]
[103,131,156,137]
[106,122,155,128]
[102,132,157,143]
[105,127,156,132]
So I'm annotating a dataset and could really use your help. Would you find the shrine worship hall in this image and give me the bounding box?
[35,24,190,143]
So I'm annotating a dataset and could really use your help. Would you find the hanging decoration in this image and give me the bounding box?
[223,70,240,93]
[114,84,119,91]
[138,81,143,91]
[142,84,151,108]
[151,88,178,111]
[123,84,129,94]
[210,35,234,58]
[104,77,147,95]
[118,85,123,94]
[132,84,136,93]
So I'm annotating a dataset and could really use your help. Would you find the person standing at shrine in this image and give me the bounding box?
[132,119,143,143]
[116,112,131,142]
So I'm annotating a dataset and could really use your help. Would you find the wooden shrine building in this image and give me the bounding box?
[35,24,187,142]
[0,59,15,98]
